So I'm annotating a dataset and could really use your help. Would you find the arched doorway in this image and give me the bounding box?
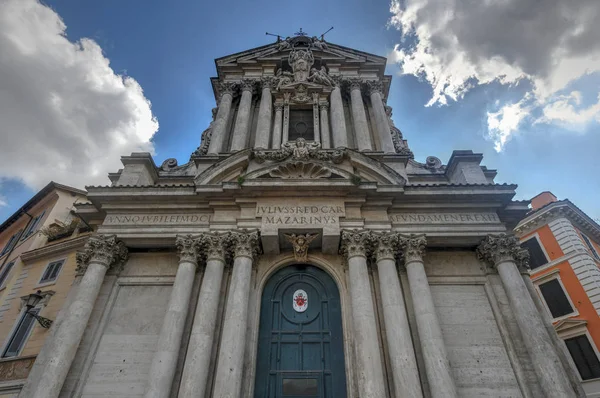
[254,264,348,398]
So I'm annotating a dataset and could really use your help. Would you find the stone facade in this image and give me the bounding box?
[19,35,583,397]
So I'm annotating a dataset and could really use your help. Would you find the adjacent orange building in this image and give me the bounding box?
[515,192,600,397]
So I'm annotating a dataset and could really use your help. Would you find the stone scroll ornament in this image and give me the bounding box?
[76,234,128,274]
[253,138,346,164]
[285,233,319,263]
[477,233,530,271]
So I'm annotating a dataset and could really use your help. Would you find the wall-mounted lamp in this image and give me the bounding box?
[24,290,53,328]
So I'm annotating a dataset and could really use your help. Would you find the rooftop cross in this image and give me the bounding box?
[294,28,307,37]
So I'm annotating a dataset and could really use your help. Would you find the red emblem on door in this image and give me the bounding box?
[293,289,308,312]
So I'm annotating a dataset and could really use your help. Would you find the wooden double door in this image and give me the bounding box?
[254,265,347,398]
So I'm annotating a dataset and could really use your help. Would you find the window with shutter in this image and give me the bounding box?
[0,261,15,288]
[565,335,600,380]
[39,260,64,283]
[581,234,600,262]
[2,308,39,358]
[521,237,548,270]
[0,231,21,257]
[538,279,574,318]
[21,211,45,240]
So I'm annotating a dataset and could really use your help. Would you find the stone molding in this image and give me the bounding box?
[75,234,128,274]
[229,230,261,260]
[340,230,372,260]
[398,234,427,264]
[477,233,529,270]
[176,234,202,265]
[20,235,89,263]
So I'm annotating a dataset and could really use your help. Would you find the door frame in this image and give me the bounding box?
[244,254,357,397]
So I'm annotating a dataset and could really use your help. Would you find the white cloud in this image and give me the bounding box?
[388,0,600,150]
[0,0,158,190]
[0,196,7,208]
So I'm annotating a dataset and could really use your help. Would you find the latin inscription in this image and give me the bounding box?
[105,214,210,225]
[389,212,500,224]
[257,205,345,225]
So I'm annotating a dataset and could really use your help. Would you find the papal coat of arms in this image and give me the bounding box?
[293,289,308,312]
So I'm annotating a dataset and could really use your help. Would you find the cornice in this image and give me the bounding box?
[514,201,600,241]
[20,235,90,263]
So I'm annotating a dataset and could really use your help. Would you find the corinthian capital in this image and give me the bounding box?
[176,234,202,264]
[398,234,427,264]
[477,233,529,269]
[371,232,400,262]
[345,78,363,91]
[76,234,128,274]
[217,81,237,98]
[340,230,372,260]
[229,230,261,260]
[239,78,256,93]
[202,232,230,262]
[261,76,277,90]
[366,80,384,96]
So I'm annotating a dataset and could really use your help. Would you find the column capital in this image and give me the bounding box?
[340,229,372,260]
[477,233,529,269]
[228,230,261,260]
[176,234,202,265]
[217,81,237,98]
[239,78,257,94]
[76,234,128,274]
[398,234,427,264]
[200,232,230,263]
[371,232,400,262]
[319,101,329,111]
[344,77,363,91]
[366,80,384,96]
[274,102,284,112]
[260,76,277,90]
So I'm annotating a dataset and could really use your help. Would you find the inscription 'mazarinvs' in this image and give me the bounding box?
[257,205,344,225]
[389,212,500,224]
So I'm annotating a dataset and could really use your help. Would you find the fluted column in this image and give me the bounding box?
[208,82,236,154]
[179,233,229,398]
[23,235,127,398]
[347,78,372,151]
[230,79,255,151]
[340,230,386,397]
[254,78,274,149]
[319,101,331,149]
[212,231,260,398]
[478,234,575,397]
[372,233,422,398]
[330,83,348,148]
[272,102,283,149]
[401,234,457,398]
[367,81,395,153]
[144,235,200,398]
[312,93,321,144]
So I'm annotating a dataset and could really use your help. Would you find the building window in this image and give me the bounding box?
[0,231,21,257]
[2,307,39,358]
[581,234,600,262]
[538,278,574,319]
[21,211,45,241]
[288,109,314,141]
[0,261,15,288]
[565,335,600,380]
[521,237,549,270]
[39,260,64,284]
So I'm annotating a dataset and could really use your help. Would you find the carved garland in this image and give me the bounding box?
[253,138,346,164]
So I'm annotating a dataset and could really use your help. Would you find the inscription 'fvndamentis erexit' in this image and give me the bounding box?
[389,212,500,224]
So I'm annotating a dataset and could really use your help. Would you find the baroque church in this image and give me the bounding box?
[19,33,584,397]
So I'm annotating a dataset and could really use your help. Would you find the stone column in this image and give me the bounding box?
[212,231,260,398]
[254,78,274,149]
[272,102,283,149]
[319,101,331,149]
[179,233,229,398]
[477,234,574,398]
[330,83,348,148]
[372,233,423,398]
[347,78,372,151]
[401,234,458,398]
[312,93,321,144]
[144,235,200,398]
[367,81,395,153]
[208,82,236,154]
[22,235,127,398]
[340,230,386,397]
[230,79,255,151]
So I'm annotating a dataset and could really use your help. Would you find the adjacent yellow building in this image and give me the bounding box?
[0,182,89,395]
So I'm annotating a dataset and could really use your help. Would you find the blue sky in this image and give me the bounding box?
[0,0,598,222]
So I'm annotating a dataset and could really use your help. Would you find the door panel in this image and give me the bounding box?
[255,265,347,398]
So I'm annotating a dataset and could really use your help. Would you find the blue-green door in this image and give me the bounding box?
[254,265,347,398]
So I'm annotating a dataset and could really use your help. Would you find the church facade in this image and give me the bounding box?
[19,35,584,397]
